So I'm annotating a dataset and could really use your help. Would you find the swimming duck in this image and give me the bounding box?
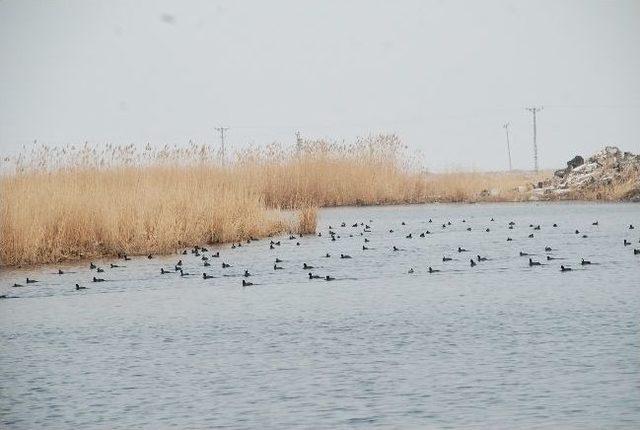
[90,262,96,269]
[12,283,24,288]
[553,223,558,227]
[442,256,452,262]
[203,261,211,267]
[362,245,369,251]
[324,253,331,258]
[508,221,516,226]
[147,254,153,259]
[96,267,105,273]
[419,233,425,238]
[182,250,188,255]
[58,269,64,275]
[634,249,640,255]
[180,269,191,276]
[75,283,87,290]
[470,259,477,267]
[26,278,38,284]
[242,280,253,287]
[529,258,541,266]
[507,237,513,241]
[275,258,283,263]
[519,251,529,256]
[581,258,592,265]
[592,221,598,226]
[364,238,370,243]
[575,230,580,234]
[274,264,284,270]
[202,273,214,279]
[546,256,557,261]
[533,225,541,230]
[325,276,335,281]
[560,265,572,272]
[110,263,121,268]
[528,233,534,238]
[544,246,552,252]
[340,254,352,259]
[428,219,432,223]
[408,268,414,274]
[629,224,635,230]
[624,239,631,246]
[212,252,220,258]
[160,268,173,274]
[303,263,314,269]
[308,273,321,279]
[490,218,495,222]
[222,262,231,268]
[458,247,467,253]
[201,256,209,261]
[466,227,472,232]
[93,277,105,282]
[428,267,440,273]
[176,260,183,266]
[244,270,251,277]
[389,229,394,233]
[485,228,490,232]
[406,233,412,239]
[477,255,487,262]
[393,246,400,252]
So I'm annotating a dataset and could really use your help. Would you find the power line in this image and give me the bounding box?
[214,126,229,165]
[502,122,512,171]
[525,106,543,172]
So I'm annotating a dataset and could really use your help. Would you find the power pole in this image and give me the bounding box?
[215,126,229,165]
[295,131,303,154]
[503,122,512,171]
[525,106,543,172]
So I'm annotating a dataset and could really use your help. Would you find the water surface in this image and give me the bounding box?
[1,203,639,429]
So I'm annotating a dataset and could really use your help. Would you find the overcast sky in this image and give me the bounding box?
[1,0,639,171]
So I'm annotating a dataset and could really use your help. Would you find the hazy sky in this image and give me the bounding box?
[1,0,639,171]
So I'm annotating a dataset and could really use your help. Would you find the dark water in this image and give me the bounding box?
[1,203,639,429]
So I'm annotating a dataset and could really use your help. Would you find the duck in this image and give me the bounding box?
[528,258,541,266]
[406,233,412,239]
[325,276,335,281]
[490,218,495,222]
[393,246,402,252]
[243,270,251,277]
[174,265,182,271]
[553,223,558,227]
[90,262,96,269]
[201,255,209,261]
[466,227,472,232]
[93,277,105,282]
[408,268,414,274]
[110,263,121,268]
[274,264,284,270]
[176,259,183,266]
[419,232,425,237]
[364,238,370,243]
[428,267,440,273]
[592,221,599,226]
[546,256,557,261]
[528,233,534,238]
[147,254,153,259]
[533,225,541,230]
[581,258,592,265]
[222,262,232,268]
[544,246,552,252]
[75,283,87,290]
[26,278,38,284]
[624,239,631,246]
[96,267,105,273]
[485,228,490,232]
[182,249,188,255]
[477,255,487,262]
[629,224,635,230]
[442,256,452,262]
[340,254,352,259]
[428,219,433,223]
[470,259,477,267]
[519,251,529,256]
[202,273,214,279]
[458,247,467,253]
[58,269,64,275]
[242,280,253,287]
[179,269,191,276]
[560,265,572,272]
[507,237,513,241]
[203,261,211,267]
[575,230,580,234]
[362,245,369,250]
[634,249,640,255]
[308,273,321,279]
[324,253,331,258]
[212,252,220,258]
[12,283,24,288]
[303,263,314,269]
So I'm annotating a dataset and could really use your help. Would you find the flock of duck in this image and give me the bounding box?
[3,217,639,296]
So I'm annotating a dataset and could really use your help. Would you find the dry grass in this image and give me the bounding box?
[0,135,543,266]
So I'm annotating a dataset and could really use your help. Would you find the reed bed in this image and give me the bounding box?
[1,135,542,266]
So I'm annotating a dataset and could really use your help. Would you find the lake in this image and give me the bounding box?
[1,202,639,429]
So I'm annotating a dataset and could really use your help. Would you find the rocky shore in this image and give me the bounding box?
[531,146,640,201]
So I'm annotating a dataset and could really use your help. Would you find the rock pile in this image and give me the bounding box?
[533,146,640,201]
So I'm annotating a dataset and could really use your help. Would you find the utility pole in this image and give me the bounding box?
[525,106,543,172]
[503,122,512,171]
[215,126,229,165]
[295,131,303,154]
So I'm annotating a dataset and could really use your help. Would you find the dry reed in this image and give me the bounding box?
[0,135,543,266]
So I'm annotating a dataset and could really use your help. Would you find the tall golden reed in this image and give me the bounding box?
[0,135,541,266]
